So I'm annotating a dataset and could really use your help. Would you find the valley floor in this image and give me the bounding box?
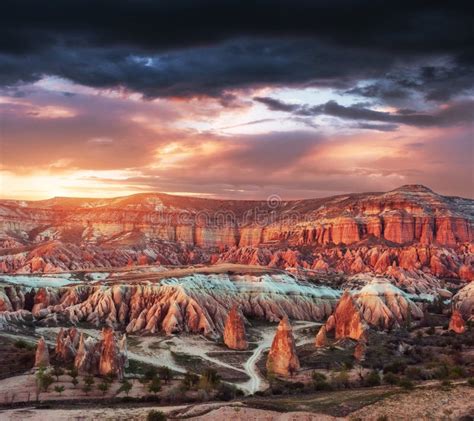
[0,384,472,420]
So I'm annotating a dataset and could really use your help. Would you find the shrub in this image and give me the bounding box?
[158,366,173,384]
[117,379,133,396]
[383,372,399,385]
[52,366,64,381]
[198,368,220,391]
[383,360,406,374]
[148,376,162,395]
[54,385,65,396]
[216,383,239,401]
[398,378,414,390]
[467,378,474,387]
[450,365,466,379]
[365,371,381,387]
[441,379,452,390]
[181,371,199,390]
[98,381,110,395]
[404,367,423,380]
[147,410,166,421]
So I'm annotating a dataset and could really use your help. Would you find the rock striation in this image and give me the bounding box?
[452,283,474,322]
[0,273,338,338]
[0,185,472,281]
[55,327,79,361]
[52,326,127,379]
[266,317,300,377]
[34,336,50,367]
[325,279,423,339]
[223,305,248,350]
[325,291,368,341]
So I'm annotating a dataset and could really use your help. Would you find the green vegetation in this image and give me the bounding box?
[117,379,133,396]
[54,385,65,396]
[148,376,162,395]
[147,410,166,421]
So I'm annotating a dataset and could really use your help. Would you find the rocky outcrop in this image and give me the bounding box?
[354,280,423,329]
[34,337,50,367]
[314,325,327,347]
[325,280,423,339]
[326,291,367,341]
[0,185,472,275]
[55,327,79,361]
[63,328,128,379]
[99,327,126,379]
[13,273,337,338]
[74,333,101,375]
[354,341,366,361]
[223,305,248,350]
[266,317,300,377]
[452,282,474,321]
[449,310,466,334]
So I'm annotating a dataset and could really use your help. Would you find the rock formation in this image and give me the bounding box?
[266,317,300,377]
[0,186,471,283]
[452,282,474,321]
[34,337,50,367]
[223,305,248,350]
[55,327,79,361]
[99,327,126,379]
[353,341,367,361]
[326,291,367,341]
[449,310,466,334]
[314,325,327,347]
[2,273,338,338]
[325,280,423,339]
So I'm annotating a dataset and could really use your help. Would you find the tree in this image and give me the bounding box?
[82,384,92,395]
[365,370,381,387]
[198,368,220,391]
[158,366,173,384]
[117,379,133,396]
[83,375,95,395]
[148,376,161,395]
[144,367,158,382]
[36,369,54,393]
[181,371,199,391]
[84,375,95,387]
[71,378,79,388]
[54,385,65,396]
[52,366,64,381]
[98,381,110,396]
[104,372,116,384]
[68,367,78,380]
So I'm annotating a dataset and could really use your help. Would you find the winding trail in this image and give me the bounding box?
[240,321,320,394]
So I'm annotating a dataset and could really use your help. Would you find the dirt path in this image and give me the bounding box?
[240,321,320,394]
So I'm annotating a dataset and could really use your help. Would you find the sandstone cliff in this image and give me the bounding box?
[0,185,472,278]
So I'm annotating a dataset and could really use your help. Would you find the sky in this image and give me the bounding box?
[0,1,473,200]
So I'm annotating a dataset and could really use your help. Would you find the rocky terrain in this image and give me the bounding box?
[0,185,472,290]
[0,268,339,336]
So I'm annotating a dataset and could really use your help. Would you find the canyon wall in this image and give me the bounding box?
[0,185,472,279]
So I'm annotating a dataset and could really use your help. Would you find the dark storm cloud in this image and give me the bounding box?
[0,0,473,99]
[254,97,474,128]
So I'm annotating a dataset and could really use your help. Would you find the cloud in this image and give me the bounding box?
[0,1,472,101]
[255,97,474,128]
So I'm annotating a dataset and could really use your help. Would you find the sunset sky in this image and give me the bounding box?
[0,1,473,200]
